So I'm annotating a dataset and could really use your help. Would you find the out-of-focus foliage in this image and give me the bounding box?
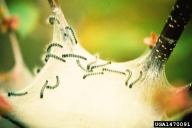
[8,1,39,38]
[0,0,191,85]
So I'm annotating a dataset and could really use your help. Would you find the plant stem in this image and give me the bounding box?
[0,0,24,67]
[47,0,59,11]
[47,0,68,33]
[145,0,192,72]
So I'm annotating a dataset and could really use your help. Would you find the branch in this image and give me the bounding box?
[47,0,68,28]
[0,0,23,66]
[47,0,59,11]
[145,0,192,72]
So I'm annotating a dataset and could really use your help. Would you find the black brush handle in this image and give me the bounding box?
[145,0,192,72]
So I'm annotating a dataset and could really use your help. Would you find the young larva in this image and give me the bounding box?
[129,71,142,88]
[49,16,60,25]
[62,54,87,60]
[90,62,111,70]
[83,72,104,79]
[37,68,41,73]
[46,76,60,89]
[102,68,126,75]
[45,54,66,62]
[65,26,78,44]
[87,56,98,70]
[47,43,63,53]
[40,80,48,99]
[8,92,28,97]
[76,60,92,72]
[125,69,132,86]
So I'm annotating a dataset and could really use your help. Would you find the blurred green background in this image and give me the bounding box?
[0,0,191,86]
